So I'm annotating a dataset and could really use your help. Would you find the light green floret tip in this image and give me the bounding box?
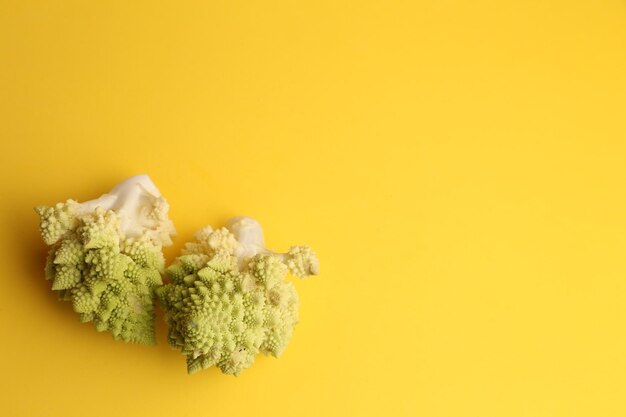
[157,217,319,376]
[35,175,175,344]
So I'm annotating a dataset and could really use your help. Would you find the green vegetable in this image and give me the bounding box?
[156,217,319,376]
[35,175,175,344]
[35,177,319,375]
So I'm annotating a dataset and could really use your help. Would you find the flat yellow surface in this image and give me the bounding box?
[1,1,625,416]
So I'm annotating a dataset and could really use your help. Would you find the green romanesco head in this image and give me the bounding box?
[35,175,175,344]
[157,218,318,376]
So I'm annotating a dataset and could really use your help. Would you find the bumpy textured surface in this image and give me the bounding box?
[157,224,318,376]
[36,204,167,344]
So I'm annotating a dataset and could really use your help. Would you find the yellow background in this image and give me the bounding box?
[1,1,625,416]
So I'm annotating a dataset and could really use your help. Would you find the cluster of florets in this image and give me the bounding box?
[157,222,318,375]
[35,175,175,344]
[37,205,166,344]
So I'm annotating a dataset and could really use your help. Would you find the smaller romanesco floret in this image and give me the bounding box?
[156,217,319,376]
[35,175,175,344]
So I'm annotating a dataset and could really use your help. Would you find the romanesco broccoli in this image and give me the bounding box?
[156,217,319,376]
[35,175,175,344]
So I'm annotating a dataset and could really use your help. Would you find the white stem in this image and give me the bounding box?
[78,175,175,245]
[226,217,268,260]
